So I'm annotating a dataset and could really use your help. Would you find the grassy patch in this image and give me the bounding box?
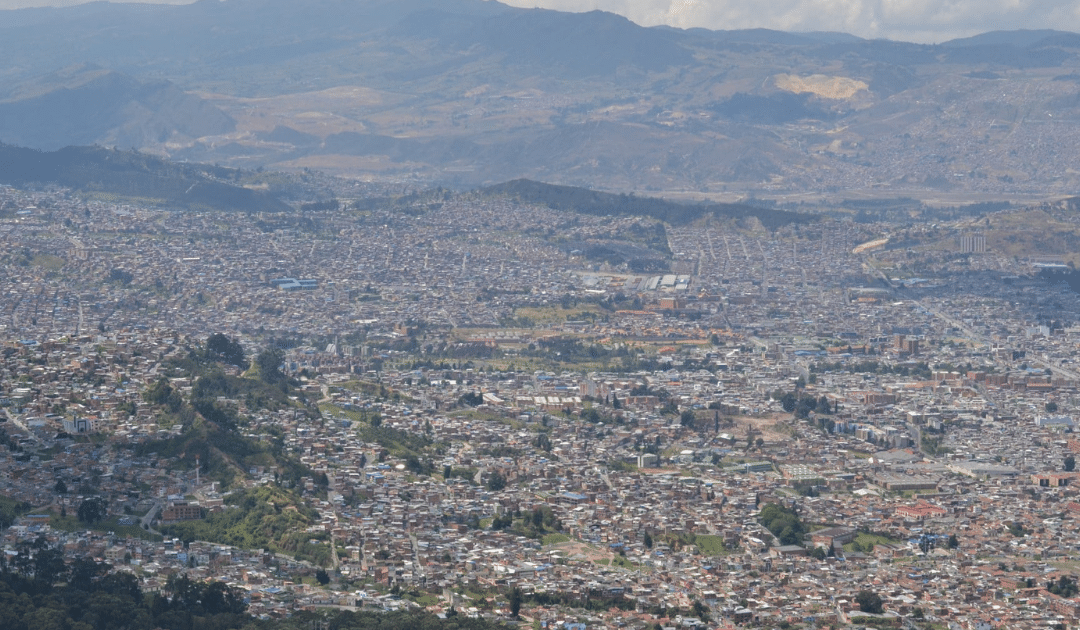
[411,593,441,607]
[844,532,899,552]
[451,408,524,429]
[694,535,732,556]
[48,512,161,541]
[320,402,364,422]
[32,254,65,271]
[0,495,32,529]
[336,380,416,403]
[542,533,571,545]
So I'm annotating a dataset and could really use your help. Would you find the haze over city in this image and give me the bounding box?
[2,2,1080,630]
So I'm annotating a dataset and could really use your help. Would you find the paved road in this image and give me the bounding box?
[4,409,42,445]
[918,300,1080,381]
[140,501,162,534]
[860,255,1080,383]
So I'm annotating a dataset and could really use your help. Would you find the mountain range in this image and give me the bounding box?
[3,0,1080,198]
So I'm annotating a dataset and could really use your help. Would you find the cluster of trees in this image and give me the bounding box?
[144,377,185,413]
[0,540,248,630]
[458,392,484,406]
[1007,522,1027,538]
[488,506,563,540]
[205,333,248,368]
[920,434,951,457]
[524,336,628,363]
[915,532,958,554]
[770,389,835,420]
[855,590,883,614]
[811,360,931,379]
[485,471,507,492]
[140,336,326,490]
[1047,576,1079,598]
[759,503,807,546]
[77,497,108,524]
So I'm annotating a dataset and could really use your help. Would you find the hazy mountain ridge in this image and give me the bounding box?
[0,144,291,213]
[3,1,1080,196]
[481,179,815,228]
[0,66,235,151]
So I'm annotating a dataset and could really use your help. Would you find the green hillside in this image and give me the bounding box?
[161,486,331,565]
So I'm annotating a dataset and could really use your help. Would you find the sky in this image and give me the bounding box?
[0,0,1078,44]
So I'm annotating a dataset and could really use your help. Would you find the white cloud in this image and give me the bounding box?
[495,0,1080,43]
[0,0,191,8]
[0,0,1077,43]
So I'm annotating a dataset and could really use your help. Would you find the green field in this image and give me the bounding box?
[844,532,899,552]
[48,512,162,542]
[694,535,732,556]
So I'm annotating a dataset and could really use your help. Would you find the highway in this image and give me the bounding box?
[860,256,1080,382]
[916,299,1080,381]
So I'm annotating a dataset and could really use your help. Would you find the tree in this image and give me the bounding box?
[780,392,797,413]
[69,556,110,591]
[855,590,883,614]
[509,586,523,618]
[206,333,247,368]
[680,410,695,428]
[54,479,67,494]
[1046,401,1059,413]
[31,539,66,584]
[759,503,807,546]
[315,569,330,585]
[643,531,653,549]
[77,497,107,524]
[947,533,959,549]
[458,392,484,407]
[486,471,507,492]
[816,395,832,414]
[201,580,248,614]
[532,508,544,528]
[691,600,710,622]
[1066,455,1076,472]
[254,348,286,384]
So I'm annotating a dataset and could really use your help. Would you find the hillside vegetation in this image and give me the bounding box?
[160,486,332,565]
